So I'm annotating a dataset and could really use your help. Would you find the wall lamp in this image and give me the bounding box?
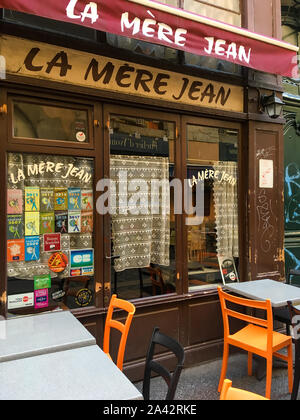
[259,91,285,119]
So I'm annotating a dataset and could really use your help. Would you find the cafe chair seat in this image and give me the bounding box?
[218,287,293,400]
[220,379,269,400]
[103,294,136,371]
[142,327,185,400]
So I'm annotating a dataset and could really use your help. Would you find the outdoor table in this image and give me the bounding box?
[0,344,143,400]
[0,310,96,363]
[224,279,300,307]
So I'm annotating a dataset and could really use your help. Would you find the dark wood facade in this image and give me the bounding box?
[0,1,287,382]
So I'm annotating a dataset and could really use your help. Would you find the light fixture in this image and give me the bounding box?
[260,91,285,119]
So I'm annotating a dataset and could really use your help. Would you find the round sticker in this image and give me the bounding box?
[75,288,92,307]
[48,252,68,273]
[76,131,86,142]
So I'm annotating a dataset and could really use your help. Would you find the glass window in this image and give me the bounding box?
[7,152,95,314]
[12,101,90,144]
[187,125,239,291]
[183,0,241,26]
[109,114,176,300]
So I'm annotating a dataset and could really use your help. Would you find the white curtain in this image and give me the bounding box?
[213,161,239,258]
[110,155,170,272]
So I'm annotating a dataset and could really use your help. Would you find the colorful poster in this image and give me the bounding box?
[34,274,51,290]
[7,239,25,262]
[68,211,81,233]
[40,188,54,212]
[25,212,40,236]
[34,288,49,309]
[68,188,81,210]
[70,249,94,277]
[55,211,68,234]
[81,189,93,211]
[40,212,55,234]
[7,189,23,214]
[8,293,34,310]
[81,211,93,233]
[48,252,68,274]
[7,214,24,239]
[25,187,40,212]
[25,236,40,261]
[54,188,68,211]
[44,233,61,252]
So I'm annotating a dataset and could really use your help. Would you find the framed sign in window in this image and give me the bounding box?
[218,256,239,285]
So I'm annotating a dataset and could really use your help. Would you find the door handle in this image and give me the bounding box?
[105,255,120,260]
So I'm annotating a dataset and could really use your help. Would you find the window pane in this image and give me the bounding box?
[187,125,239,291]
[109,115,176,299]
[7,153,95,314]
[183,0,241,26]
[13,101,89,143]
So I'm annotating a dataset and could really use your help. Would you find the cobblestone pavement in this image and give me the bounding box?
[134,352,294,400]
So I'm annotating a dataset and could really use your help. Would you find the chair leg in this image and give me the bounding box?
[248,352,253,376]
[265,357,273,400]
[292,345,300,400]
[218,342,229,393]
[288,342,294,395]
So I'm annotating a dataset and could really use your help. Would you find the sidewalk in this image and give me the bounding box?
[134,352,292,400]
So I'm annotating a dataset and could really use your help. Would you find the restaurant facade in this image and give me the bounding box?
[0,0,297,381]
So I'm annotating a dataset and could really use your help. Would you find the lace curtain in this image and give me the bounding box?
[110,155,170,272]
[213,161,239,258]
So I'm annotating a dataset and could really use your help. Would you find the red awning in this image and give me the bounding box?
[0,0,298,77]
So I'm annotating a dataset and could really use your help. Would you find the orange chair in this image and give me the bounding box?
[220,379,269,400]
[217,287,293,400]
[103,294,136,371]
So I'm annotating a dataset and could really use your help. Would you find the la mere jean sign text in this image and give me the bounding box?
[1,36,244,112]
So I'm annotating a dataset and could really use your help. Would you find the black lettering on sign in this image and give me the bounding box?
[24,48,44,72]
[153,73,170,95]
[134,69,153,92]
[115,64,134,88]
[46,51,72,77]
[84,59,114,84]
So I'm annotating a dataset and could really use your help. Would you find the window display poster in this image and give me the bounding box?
[25,212,40,236]
[70,249,94,277]
[25,236,40,261]
[54,188,68,211]
[81,189,93,211]
[7,189,23,214]
[7,239,25,262]
[55,211,68,234]
[68,211,81,233]
[40,212,55,234]
[68,188,81,210]
[218,256,239,285]
[40,188,54,212]
[25,187,40,212]
[34,274,51,290]
[81,211,93,233]
[44,233,61,252]
[8,292,34,309]
[7,214,24,239]
[34,288,49,309]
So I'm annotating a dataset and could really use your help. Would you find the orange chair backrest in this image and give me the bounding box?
[220,379,269,400]
[218,287,273,352]
[103,294,136,371]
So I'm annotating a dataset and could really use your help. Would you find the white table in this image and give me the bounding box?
[0,311,96,363]
[0,345,143,400]
[225,279,300,308]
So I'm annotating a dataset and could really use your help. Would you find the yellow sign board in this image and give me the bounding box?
[0,35,244,112]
